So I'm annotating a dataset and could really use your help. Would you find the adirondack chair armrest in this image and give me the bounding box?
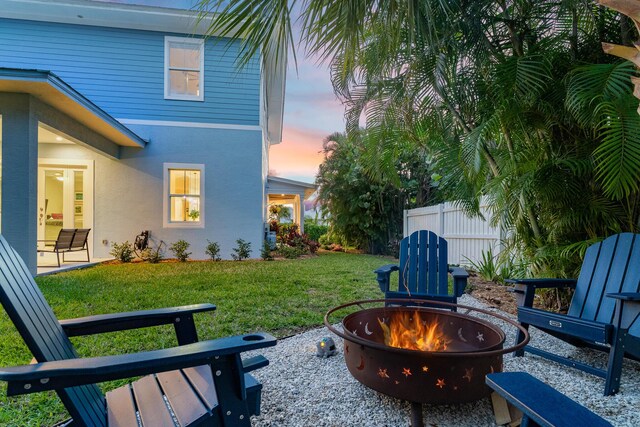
[505,278,578,288]
[606,292,640,301]
[242,355,269,373]
[0,332,276,396]
[507,278,577,308]
[448,266,469,297]
[59,303,216,345]
[374,264,399,292]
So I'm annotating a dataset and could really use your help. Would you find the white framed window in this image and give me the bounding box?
[164,36,204,101]
[163,163,205,228]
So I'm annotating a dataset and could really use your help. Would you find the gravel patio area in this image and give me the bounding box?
[249,294,640,426]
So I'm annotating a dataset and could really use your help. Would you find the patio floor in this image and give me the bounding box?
[36,254,110,276]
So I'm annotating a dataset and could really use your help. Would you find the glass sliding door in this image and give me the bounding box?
[37,161,93,254]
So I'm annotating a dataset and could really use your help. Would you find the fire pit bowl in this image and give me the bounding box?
[324,299,529,406]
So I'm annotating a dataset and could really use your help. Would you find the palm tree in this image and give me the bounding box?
[198,0,640,273]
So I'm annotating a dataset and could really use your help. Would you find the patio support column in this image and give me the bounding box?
[297,194,304,234]
[0,93,39,275]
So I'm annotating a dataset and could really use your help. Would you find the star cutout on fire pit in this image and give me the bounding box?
[476,332,485,342]
[436,378,446,389]
[395,380,400,385]
[402,368,412,377]
[422,366,429,373]
[463,368,474,382]
[378,368,389,378]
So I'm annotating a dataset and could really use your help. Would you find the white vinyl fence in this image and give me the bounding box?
[404,199,502,266]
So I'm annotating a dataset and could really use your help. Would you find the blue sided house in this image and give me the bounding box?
[0,0,316,274]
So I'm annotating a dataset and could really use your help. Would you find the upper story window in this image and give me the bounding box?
[164,36,204,101]
[163,163,204,228]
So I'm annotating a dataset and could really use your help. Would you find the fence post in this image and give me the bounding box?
[403,209,409,237]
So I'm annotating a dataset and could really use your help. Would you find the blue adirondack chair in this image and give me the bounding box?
[375,230,468,306]
[510,233,640,395]
[0,234,276,426]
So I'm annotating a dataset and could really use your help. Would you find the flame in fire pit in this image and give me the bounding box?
[378,311,451,351]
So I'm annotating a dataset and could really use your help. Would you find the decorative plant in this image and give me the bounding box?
[231,238,251,261]
[110,241,134,263]
[169,240,191,262]
[141,241,165,264]
[205,240,221,261]
[261,240,274,261]
[188,210,200,221]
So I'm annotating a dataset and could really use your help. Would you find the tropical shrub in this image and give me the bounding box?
[261,240,274,261]
[205,240,221,261]
[141,241,165,264]
[304,218,328,242]
[110,241,134,263]
[169,240,191,262]
[231,239,251,261]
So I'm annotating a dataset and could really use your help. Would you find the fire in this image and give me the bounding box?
[378,311,451,352]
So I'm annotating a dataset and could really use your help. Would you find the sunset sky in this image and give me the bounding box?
[270,60,345,183]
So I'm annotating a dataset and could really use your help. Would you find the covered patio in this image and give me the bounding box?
[266,176,316,233]
[0,68,146,274]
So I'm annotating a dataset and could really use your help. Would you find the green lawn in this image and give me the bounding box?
[0,252,390,426]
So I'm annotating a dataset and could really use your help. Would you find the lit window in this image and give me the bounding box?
[165,37,204,101]
[163,164,204,228]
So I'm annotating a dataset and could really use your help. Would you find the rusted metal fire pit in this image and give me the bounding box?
[324,299,529,427]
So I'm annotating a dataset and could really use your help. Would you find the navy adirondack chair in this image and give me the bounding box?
[0,234,276,426]
[375,230,468,306]
[510,233,640,395]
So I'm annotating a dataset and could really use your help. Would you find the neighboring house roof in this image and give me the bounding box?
[267,176,317,200]
[0,67,147,151]
[0,0,286,145]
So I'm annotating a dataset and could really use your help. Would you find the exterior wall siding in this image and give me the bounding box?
[0,18,260,125]
[39,124,264,259]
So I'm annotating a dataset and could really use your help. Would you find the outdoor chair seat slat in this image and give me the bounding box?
[157,369,209,426]
[131,374,176,427]
[183,365,219,410]
[106,385,138,427]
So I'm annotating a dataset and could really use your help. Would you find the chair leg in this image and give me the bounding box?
[604,329,627,395]
[56,251,61,268]
[514,322,529,357]
[86,247,90,262]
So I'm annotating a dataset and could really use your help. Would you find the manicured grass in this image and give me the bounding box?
[0,252,390,426]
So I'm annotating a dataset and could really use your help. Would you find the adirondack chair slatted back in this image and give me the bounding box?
[569,233,640,335]
[54,229,76,251]
[398,230,448,295]
[0,235,106,426]
[71,228,90,250]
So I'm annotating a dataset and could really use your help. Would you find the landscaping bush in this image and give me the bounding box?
[277,244,306,259]
[169,240,191,262]
[110,241,134,263]
[261,240,274,261]
[141,241,165,263]
[232,238,251,261]
[303,219,328,242]
[205,240,221,261]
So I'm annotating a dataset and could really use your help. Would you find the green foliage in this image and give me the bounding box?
[231,238,252,261]
[205,240,221,261]
[277,244,306,259]
[268,204,292,222]
[304,218,328,242]
[316,132,440,254]
[261,240,274,261]
[110,241,134,263]
[141,241,165,264]
[169,240,191,262]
